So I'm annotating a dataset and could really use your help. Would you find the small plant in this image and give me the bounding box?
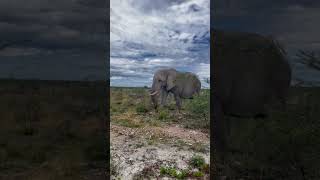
[160,166,176,176]
[168,167,177,177]
[159,155,210,179]
[189,154,206,168]
[160,166,188,179]
[176,169,188,179]
[135,103,148,114]
[193,171,204,177]
[158,109,169,120]
[200,163,210,173]
[160,166,167,175]
[184,90,210,129]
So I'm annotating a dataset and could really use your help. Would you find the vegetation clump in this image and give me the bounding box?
[157,109,169,121]
[135,103,148,114]
[160,166,188,179]
[189,154,206,168]
[159,155,209,179]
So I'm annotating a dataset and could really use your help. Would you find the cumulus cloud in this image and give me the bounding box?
[111,0,210,87]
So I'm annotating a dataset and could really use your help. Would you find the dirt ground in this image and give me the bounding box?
[111,124,210,179]
[110,87,210,179]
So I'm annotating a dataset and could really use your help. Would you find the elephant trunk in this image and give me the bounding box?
[149,86,158,110]
[149,81,160,96]
[149,90,159,110]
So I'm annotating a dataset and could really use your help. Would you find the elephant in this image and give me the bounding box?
[149,68,201,111]
[212,29,292,156]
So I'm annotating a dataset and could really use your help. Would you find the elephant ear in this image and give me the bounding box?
[166,72,177,91]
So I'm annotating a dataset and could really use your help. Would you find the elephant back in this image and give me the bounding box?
[175,72,201,98]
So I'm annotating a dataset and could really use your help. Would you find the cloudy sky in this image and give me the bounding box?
[0,0,107,80]
[213,0,320,85]
[110,0,210,87]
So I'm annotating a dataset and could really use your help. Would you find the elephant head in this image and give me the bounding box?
[149,68,177,110]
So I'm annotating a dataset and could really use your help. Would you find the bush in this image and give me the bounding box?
[160,166,188,179]
[135,103,148,114]
[193,171,204,177]
[189,154,206,168]
[159,157,209,179]
[183,90,210,129]
[185,90,209,117]
[158,109,169,121]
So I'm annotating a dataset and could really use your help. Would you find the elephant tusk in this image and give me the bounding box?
[149,91,159,96]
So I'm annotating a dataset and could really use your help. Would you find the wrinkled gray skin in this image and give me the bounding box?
[212,30,292,157]
[149,68,201,111]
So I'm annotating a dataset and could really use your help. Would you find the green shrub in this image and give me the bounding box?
[189,154,206,168]
[158,109,169,121]
[160,166,167,175]
[184,90,210,129]
[176,169,188,179]
[193,171,204,177]
[135,103,148,114]
[160,166,188,179]
[200,163,210,173]
[160,166,177,176]
[185,90,209,115]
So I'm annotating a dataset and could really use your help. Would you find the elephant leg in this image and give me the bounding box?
[150,95,158,112]
[160,90,168,107]
[213,94,227,161]
[174,94,182,112]
[213,94,230,178]
[154,103,158,112]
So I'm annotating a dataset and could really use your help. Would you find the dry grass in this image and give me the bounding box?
[110,87,210,131]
